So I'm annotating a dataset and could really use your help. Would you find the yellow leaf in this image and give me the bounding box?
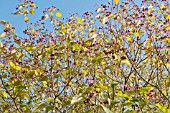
[2,91,8,98]
[15,66,21,71]
[77,17,83,24]
[156,103,170,113]
[167,62,170,68]
[160,4,166,9]
[135,32,140,37]
[126,36,132,41]
[53,7,56,12]
[81,69,88,75]
[17,52,22,58]
[35,70,39,76]
[55,98,62,104]
[164,14,170,21]
[121,59,131,66]
[42,81,47,87]
[9,61,15,68]
[0,63,4,68]
[56,12,62,18]
[23,10,29,15]
[108,13,114,18]
[30,3,36,8]
[29,9,34,15]
[114,0,119,5]
[118,91,130,99]
[0,41,3,47]
[24,16,29,22]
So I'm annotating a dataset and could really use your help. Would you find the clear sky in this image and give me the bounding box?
[0,0,109,35]
[0,0,141,36]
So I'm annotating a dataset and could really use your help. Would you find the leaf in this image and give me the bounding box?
[56,12,62,18]
[9,61,15,68]
[167,62,170,68]
[71,93,84,104]
[30,2,36,8]
[0,63,4,68]
[111,83,117,88]
[14,80,22,86]
[96,7,103,13]
[131,98,141,102]
[33,103,46,112]
[164,14,170,21]
[160,4,166,9]
[72,43,81,50]
[101,105,113,113]
[0,41,3,47]
[23,10,29,15]
[103,17,108,24]
[114,0,119,5]
[2,91,8,98]
[135,32,140,37]
[156,103,170,113]
[121,59,131,66]
[46,106,54,113]
[126,36,132,41]
[77,17,83,24]
[118,91,130,99]
[30,9,35,14]
[39,76,48,81]
[0,32,8,38]
[24,16,29,22]
[55,98,62,104]
[15,66,21,71]
[41,14,49,20]
[42,81,47,87]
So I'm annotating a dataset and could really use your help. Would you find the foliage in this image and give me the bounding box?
[0,0,170,112]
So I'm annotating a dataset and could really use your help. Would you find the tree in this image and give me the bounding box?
[0,0,170,112]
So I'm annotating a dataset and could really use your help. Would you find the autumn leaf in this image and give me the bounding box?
[77,17,83,24]
[114,0,119,5]
[156,103,170,113]
[9,61,21,71]
[2,91,8,98]
[56,12,62,18]
[23,10,29,15]
[0,63,4,68]
[24,16,29,22]
[30,9,35,14]
[30,2,36,8]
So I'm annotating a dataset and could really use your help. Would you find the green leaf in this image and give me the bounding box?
[39,76,48,81]
[33,103,47,112]
[131,98,141,102]
[101,105,113,113]
[72,42,81,50]
[84,87,94,93]
[111,83,117,88]
[14,80,22,86]
[46,106,54,113]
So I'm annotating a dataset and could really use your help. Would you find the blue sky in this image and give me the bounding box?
[0,0,109,35]
[0,0,141,36]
